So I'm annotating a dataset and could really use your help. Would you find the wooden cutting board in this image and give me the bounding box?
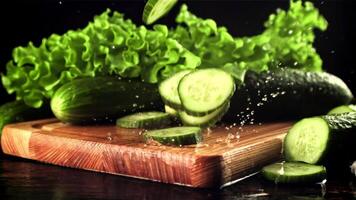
[1,119,292,188]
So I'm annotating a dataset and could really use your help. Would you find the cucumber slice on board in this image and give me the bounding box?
[159,70,192,110]
[328,104,356,115]
[144,126,202,146]
[116,111,171,129]
[143,0,178,25]
[284,112,356,164]
[262,162,326,184]
[178,69,235,116]
[179,102,230,127]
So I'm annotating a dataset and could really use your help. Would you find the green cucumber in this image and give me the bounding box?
[179,102,230,127]
[51,76,163,124]
[327,104,356,115]
[262,162,326,184]
[284,112,356,164]
[159,70,192,110]
[178,69,235,116]
[143,0,178,25]
[164,105,178,116]
[0,100,53,133]
[144,126,202,146]
[224,68,354,122]
[116,111,171,129]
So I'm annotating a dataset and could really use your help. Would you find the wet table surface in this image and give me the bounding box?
[0,155,355,200]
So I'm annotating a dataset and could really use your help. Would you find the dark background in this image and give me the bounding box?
[0,0,355,105]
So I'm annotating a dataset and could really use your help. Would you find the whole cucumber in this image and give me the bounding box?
[224,69,354,122]
[0,100,53,133]
[51,76,163,124]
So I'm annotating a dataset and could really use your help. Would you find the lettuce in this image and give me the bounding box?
[171,0,327,80]
[1,0,327,108]
[1,9,200,108]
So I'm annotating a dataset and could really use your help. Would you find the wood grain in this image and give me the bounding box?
[1,119,292,188]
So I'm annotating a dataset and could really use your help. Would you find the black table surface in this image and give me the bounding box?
[0,154,355,200]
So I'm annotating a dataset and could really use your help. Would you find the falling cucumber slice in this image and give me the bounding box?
[143,0,178,25]
[178,68,235,116]
[116,111,171,129]
[159,70,192,110]
[262,162,327,184]
[144,126,202,146]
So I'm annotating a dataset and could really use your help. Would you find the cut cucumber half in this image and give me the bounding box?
[178,69,235,116]
[284,112,356,164]
[284,117,330,164]
[143,0,178,25]
[116,111,171,129]
[327,104,356,115]
[144,126,202,146]
[159,70,192,109]
[262,162,326,184]
[179,102,230,127]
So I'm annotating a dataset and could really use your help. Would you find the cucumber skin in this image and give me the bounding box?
[224,69,354,122]
[321,112,356,164]
[0,100,53,133]
[51,77,163,124]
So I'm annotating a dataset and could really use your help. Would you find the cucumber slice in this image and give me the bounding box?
[327,104,356,115]
[284,112,356,164]
[144,126,202,146]
[262,162,326,184]
[284,117,330,164]
[178,69,235,116]
[164,105,178,116]
[116,111,171,129]
[159,70,192,109]
[179,102,230,127]
[142,0,178,25]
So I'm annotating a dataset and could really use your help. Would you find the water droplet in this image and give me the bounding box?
[132,103,138,107]
[135,95,139,99]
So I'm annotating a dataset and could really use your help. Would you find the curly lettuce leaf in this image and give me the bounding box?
[1,9,200,108]
[170,0,327,80]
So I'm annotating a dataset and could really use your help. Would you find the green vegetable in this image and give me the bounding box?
[179,102,230,127]
[284,112,356,164]
[51,76,163,124]
[171,0,327,80]
[262,162,326,184]
[143,0,178,25]
[0,100,53,132]
[178,69,235,116]
[2,1,327,109]
[1,9,200,108]
[159,70,192,109]
[144,126,202,146]
[164,105,178,116]
[327,105,356,115]
[224,68,353,121]
[116,111,171,129]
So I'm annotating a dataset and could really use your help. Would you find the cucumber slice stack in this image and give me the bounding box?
[159,68,236,127]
